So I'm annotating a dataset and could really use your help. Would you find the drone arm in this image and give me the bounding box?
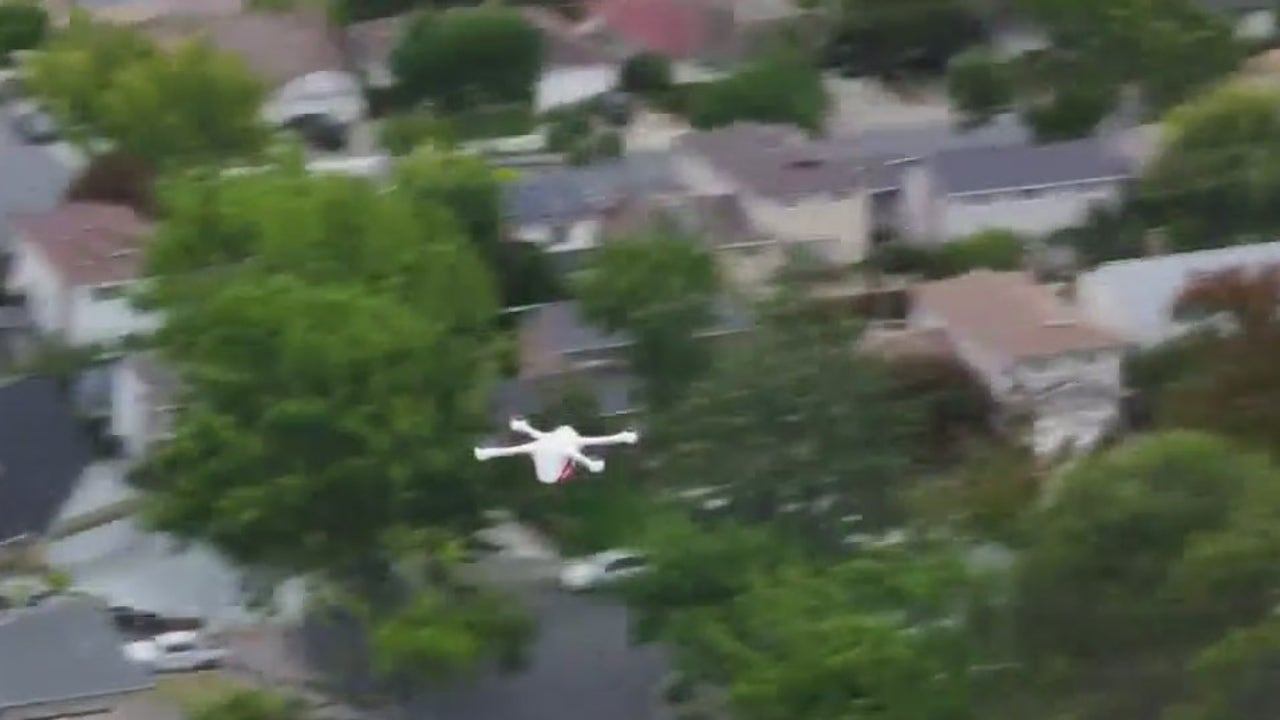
[578,430,639,448]
[509,417,547,439]
[567,447,605,473]
[474,441,540,461]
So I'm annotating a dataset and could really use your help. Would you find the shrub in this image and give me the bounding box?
[64,151,158,217]
[594,130,622,159]
[379,111,454,155]
[938,229,1024,274]
[451,103,534,140]
[619,52,672,94]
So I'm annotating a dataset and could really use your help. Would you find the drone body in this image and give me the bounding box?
[474,418,639,484]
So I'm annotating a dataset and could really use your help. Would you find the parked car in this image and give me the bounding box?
[11,103,57,143]
[123,630,228,672]
[282,113,347,152]
[559,550,649,591]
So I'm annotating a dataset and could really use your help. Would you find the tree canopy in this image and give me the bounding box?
[574,229,720,410]
[825,0,986,80]
[190,689,311,720]
[689,54,829,133]
[0,0,48,60]
[135,154,503,579]
[98,40,267,167]
[946,49,1015,128]
[1011,431,1280,720]
[390,8,543,112]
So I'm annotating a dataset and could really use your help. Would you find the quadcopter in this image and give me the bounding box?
[474,417,639,484]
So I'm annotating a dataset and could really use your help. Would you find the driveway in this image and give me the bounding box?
[0,102,79,250]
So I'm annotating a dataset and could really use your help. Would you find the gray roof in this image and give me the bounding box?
[931,136,1133,195]
[0,598,153,710]
[503,153,678,226]
[678,123,866,203]
[0,377,94,543]
[1076,241,1280,346]
[846,114,1032,161]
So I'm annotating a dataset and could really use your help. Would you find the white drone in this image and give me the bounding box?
[474,417,639,484]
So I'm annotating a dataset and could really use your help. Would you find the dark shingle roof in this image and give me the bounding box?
[0,598,153,710]
[503,153,678,225]
[0,377,94,543]
[931,137,1133,195]
[679,124,865,203]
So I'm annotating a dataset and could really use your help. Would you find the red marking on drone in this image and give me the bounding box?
[556,460,577,483]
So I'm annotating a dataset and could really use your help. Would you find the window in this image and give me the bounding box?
[90,284,124,301]
[605,556,647,572]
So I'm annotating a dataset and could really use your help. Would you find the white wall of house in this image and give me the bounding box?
[900,162,936,243]
[110,361,150,459]
[936,179,1123,239]
[536,65,617,112]
[67,283,159,347]
[6,240,68,336]
[513,218,602,254]
[262,70,367,127]
[1236,9,1276,38]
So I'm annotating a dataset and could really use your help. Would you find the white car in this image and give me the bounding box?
[123,630,228,673]
[559,550,649,591]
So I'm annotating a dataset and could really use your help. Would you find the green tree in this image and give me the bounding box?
[946,48,1014,128]
[1013,431,1280,720]
[23,13,157,131]
[619,52,672,94]
[378,109,455,155]
[390,8,543,113]
[395,146,561,306]
[644,302,921,545]
[937,229,1025,274]
[689,53,829,133]
[98,40,267,167]
[826,0,986,80]
[0,0,48,61]
[190,690,310,720]
[575,229,720,410]
[134,157,503,581]
[1140,84,1280,250]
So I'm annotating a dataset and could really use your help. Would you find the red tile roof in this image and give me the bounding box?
[11,203,152,287]
[589,0,712,59]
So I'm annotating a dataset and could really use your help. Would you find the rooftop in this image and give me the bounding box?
[931,136,1133,195]
[503,153,678,225]
[11,203,152,286]
[0,376,95,543]
[679,123,866,203]
[0,598,153,710]
[912,270,1124,360]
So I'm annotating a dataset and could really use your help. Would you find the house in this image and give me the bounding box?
[1075,241,1280,348]
[675,123,872,276]
[0,599,153,720]
[892,136,1133,242]
[906,270,1127,457]
[584,0,808,66]
[511,299,752,413]
[523,7,621,112]
[43,0,242,26]
[110,353,178,459]
[345,8,620,112]
[1197,0,1276,37]
[502,152,679,268]
[144,10,366,127]
[0,376,95,558]
[6,203,157,347]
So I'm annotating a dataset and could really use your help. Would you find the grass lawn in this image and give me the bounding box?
[152,672,253,713]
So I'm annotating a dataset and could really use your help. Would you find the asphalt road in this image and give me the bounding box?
[410,588,671,720]
[0,103,78,249]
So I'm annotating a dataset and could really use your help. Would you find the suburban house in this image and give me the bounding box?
[503,152,679,270]
[109,353,178,459]
[523,7,622,112]
[6,203,157,347]
[1075,241,1280,348]
[1198,0,1276,37]
[583,0,808,66]
[43,0,242,26]
[0,376,94,561]
[345,7,620,112]
[675,123,872,277]
[0,599,153,720]
[144,10,366,127]
[879,136,1134,242]
[896,270,1127,457]
[510,298,752,415]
